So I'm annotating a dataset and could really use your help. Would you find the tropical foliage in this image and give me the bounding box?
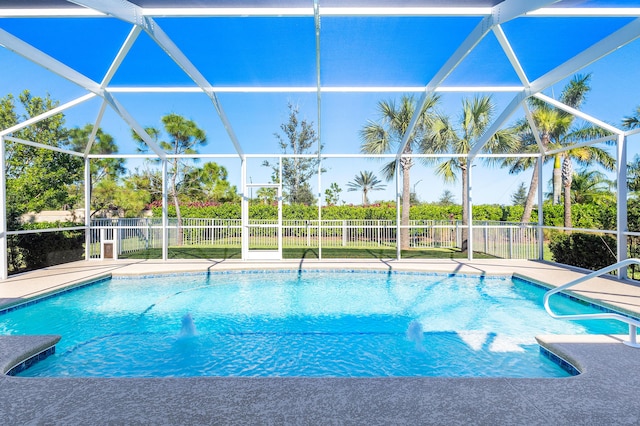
[264,103,321,205]
[0,90,82,229]
[69,124,126,183]
[429,95,519,251]
[628,155,640,195]
[569,168,614,205]
[346,171,386,206]
[324,182,342,206]
[622,105,640,130]
[360,94,440,248]
[505,74,615,226]
[511,182,528,206]
[134,113,207,245]
[438,190,456,206]
[183,162,239,203]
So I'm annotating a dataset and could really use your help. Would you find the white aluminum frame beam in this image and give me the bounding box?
[85,152,539,160]
[4,136,84,157]
[537,156,545,260]
[617,134,628,279]
[0,93,96,137]
[544,135,618,156]
[534,93,623,135]
[395,0,559,161]
[462,10,640,162]
[0,136,6,280]
[84,100,108,156]
[0,27,101,94]
[107,86,525,93]
[467,13,640,161]
[493,25,530,88]
[69,0,246,160]
[0,27,166,159]
[101,92,166,160]
[468,91,527,160]
[528,8,640,17]
[522,103,546,154]
[84,157,91,261]
[529,18,640,94]
[5,6,638,19]
[626,127,640,137]
[314,0,324,260]
[100,25,141,88]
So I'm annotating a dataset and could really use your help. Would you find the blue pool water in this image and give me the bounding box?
[0,270,628,378]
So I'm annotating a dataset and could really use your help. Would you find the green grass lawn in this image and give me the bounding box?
[121,246,495,260]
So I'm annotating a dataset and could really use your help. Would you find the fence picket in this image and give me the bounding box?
[89,218,539,259]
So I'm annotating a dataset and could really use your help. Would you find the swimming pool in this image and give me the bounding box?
[0,270,627,378]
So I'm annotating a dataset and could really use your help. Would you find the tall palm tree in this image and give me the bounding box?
[570,168,614,204]
[561,156,573,228]
[430,95,519,252]
[360,94,440,249]
[504,74,614,224]
[346,171,386,206]
[623,107,640,197]
[622,105,640,129]
[627,155,640,196]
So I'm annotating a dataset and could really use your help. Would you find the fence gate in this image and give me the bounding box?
[243,183,282,260]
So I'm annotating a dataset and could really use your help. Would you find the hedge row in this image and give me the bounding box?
[549,232,617,271]
[151,203,518,221]
[149,201,624,229]
[8,222,84,274]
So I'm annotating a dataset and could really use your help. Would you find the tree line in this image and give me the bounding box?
[2,77,640,239]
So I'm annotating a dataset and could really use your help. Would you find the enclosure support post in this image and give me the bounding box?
[279,158,283,260]
[162,159,168,261]
[395,159,401,260]
[241,158,247,260]
[317,156,322,260]
[314,0,322,261]
[467,159,474,261]
[84,156,91,261]
[617,133,628,279]
[0,136,7,280]
[537,155,545,261]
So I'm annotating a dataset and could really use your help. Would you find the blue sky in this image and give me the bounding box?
[1,11,639,205]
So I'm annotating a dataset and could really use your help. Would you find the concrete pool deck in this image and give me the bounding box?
[1,259,640,424]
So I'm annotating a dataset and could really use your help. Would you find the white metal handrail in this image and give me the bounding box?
[543,258,640,348]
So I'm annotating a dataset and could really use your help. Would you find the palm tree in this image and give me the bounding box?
[622,105,640,129]
[346,171,386,206]
[570,168,614,204]
[627,155,640,195]
[360,94,440,249]
[438,189,456,206]
[561,156,573,228]
[505,74,614,224]
[623,107,640,197]
[430,95,519,252]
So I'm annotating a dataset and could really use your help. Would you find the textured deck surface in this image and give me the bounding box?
[2,259,640,424]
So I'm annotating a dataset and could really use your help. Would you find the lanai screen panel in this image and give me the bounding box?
[1,0,640,157]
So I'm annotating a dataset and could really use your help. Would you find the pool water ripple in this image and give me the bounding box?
[0,271,628,378]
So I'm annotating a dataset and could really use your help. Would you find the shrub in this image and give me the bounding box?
[548,232,617,271]
[8,222,84,274]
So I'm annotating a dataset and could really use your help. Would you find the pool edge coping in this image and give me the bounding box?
[3,260,640,423]
[1,266,627,379]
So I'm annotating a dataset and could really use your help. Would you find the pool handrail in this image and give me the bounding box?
[543,258,640,348]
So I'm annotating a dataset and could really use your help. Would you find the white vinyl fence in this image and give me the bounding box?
[89,218,539,259]
[472,221,539,260]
